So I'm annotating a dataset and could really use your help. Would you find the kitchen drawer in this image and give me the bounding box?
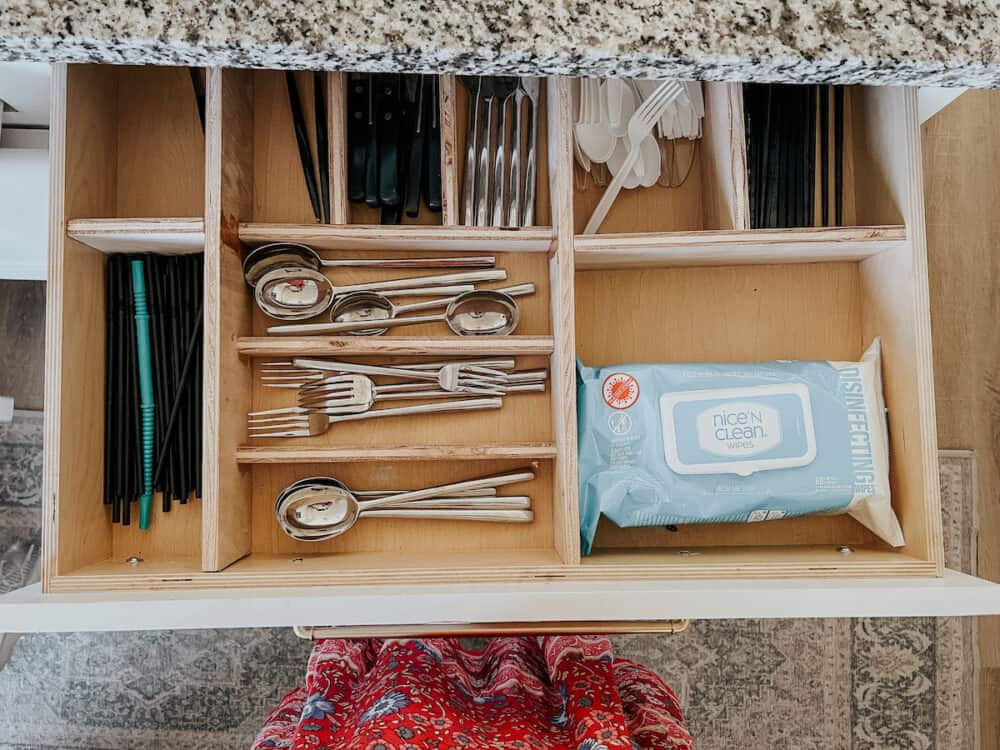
[4,66,1000,632]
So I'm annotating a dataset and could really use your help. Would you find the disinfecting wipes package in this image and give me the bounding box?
[576,339,901,555]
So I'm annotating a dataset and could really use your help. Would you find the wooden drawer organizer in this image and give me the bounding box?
[44,67,941,593]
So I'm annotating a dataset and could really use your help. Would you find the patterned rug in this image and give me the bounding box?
[0,413,978,749]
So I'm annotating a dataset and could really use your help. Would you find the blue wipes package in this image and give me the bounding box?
[576,339,901,555]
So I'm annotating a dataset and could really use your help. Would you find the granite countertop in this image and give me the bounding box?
[1,1,998,87]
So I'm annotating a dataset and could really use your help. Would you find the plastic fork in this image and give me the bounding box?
[583,80,687,234]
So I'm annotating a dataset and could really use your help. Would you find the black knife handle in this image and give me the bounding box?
[404,77,426,218]
[377,74,401,208]
[347,76,368,203]
[425,76,443,213]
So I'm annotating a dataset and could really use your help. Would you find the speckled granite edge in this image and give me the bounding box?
[2,35,999,87]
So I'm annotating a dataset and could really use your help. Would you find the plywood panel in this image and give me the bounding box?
[576,261,864,366]
[115,66,205,217]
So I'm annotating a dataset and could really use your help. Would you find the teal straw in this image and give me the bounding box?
[131,259,155,529]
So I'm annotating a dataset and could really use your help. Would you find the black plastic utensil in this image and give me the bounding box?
[189,68,206,135]
[404,75,425,218]
[377,74,401,208]
[834,86,844,226]
[820,85,830,226]
[314,73,331,224]
[285,71,323,223]
[347,76,368,203]
[365,74,380,208]
[425,76,443,213]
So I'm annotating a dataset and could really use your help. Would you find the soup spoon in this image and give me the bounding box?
[267,283,534,335]
[275,470,535,541]
[243,242,496,287]
[254,267,507,321]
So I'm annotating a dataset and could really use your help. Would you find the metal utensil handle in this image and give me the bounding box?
[476,96,495,226]
[393,282,535,315]
[321,256,494,269]
[294,358,442,381]
[522,90,538,227]
[373,387,503,401]
[508,89,524,227]
[331,268,507,296]
[328,396,502,431]
[354,487,498,498]
[391,358,516,372]
[371,496,531,510]
[463,368,548,383]
[379,285,474,298]
[273,310,448,336]
[359,468,535,510]
[360,508,533,522]
[463,81,480,226]
[491,95,508,226]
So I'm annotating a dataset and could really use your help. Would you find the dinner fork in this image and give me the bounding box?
[583,80,686,234]
[248,397,503,438]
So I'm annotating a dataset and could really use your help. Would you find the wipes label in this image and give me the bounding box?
[661,384,817,476]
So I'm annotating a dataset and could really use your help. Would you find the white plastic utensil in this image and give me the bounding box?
[575,78,615,164]
[583,81,686,235]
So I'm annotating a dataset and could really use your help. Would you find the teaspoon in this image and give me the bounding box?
[254,266,508,321]
[269,289,521,336]
[267,283,534,336]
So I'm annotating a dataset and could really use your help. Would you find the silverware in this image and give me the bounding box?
[258,358,516,388]
[243,242,495,287]
[248,396,502,438]
[459,76,481,226]
[248,374,505,420]
[267,283,534,336]
[491,78,519,227]
[521,78,541,227]
[254,267,508,320]
[476,78,499,226]
[508,83,525,227]
[275,469,534,540]
[286,359,507,390]
[269,289,522,336]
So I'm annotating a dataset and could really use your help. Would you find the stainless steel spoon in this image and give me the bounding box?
[243,242,496,287]
[268,289,521,336]
[275,469,535,541]
[254,266,508,321]
[267,283,534,336]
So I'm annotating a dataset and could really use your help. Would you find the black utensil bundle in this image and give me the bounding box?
[285,71,332,225]
[346,73,443,224]
[103,253,204,525]
[744,83,845,229]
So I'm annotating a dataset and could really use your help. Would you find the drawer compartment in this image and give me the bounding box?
[575,252,939,577]
[42,71,943,595]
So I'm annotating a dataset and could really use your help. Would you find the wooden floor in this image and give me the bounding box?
[923,91,1000,750]
[0,280,46,411]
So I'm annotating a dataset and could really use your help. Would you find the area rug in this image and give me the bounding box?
[0,410,979,749]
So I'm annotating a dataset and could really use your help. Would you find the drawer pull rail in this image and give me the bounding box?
[294,620,691,639]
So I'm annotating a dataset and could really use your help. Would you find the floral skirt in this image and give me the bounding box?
[252,635,693,750]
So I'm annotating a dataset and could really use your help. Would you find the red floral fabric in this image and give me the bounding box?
[252,636,692,750]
